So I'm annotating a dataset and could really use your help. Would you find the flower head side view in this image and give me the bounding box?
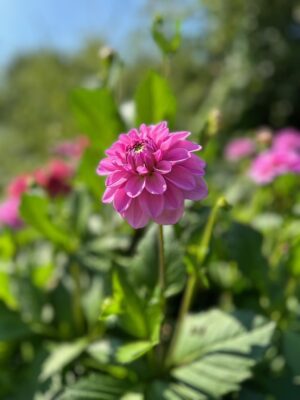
[97,122,208,228]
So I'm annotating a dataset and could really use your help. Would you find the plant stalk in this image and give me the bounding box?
[70,263,84,334]
[158,224,166,295]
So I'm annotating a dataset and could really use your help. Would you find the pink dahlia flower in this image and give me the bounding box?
[97,122,207,228]
[224,138,255,161]
[273,128,300,154]
[7,174,31,198]
[34,159,74,197]
[249,150,299,184]
[53,136,90,159]
[0,197,23,229]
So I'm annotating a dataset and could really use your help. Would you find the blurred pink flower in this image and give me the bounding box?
[273,128,300,154]
[224,138,256,161]
[53,136,90,159]
[97,122,207,228]
[35,159,74,197]
[7,174,32,198]
[0,197,23,229]
[249,150,299,184]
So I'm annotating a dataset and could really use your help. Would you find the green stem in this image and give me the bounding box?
[158,225,166,295]
[70,263,84,334]
[166,273,196,366]
[166,197,229,366]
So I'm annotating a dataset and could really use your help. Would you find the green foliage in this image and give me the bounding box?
[152,16,182,55]
[135,71,177,126]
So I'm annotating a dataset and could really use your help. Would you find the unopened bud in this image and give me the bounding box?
[256,127,273,145]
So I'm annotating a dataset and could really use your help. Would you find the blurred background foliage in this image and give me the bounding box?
[1,0,300,188]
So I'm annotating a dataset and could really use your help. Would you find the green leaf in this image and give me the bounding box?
[151,16,181,55]
[40,338,88,381]
[166,310,275,399]
[224,222,268,287]
[117,341,156,364]
[283,330,300,376]
[135,71,176,126]
[20,193,74,251]
[59,373,133,400]
[0,302,31,341]
[71,88,124,150]
[109,270,149,339]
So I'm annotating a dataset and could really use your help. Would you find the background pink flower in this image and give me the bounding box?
[0,197,23,229]
[35,159,74,197]
[273,128,300,154]
[97,122,207,228]
[53,136,90,159]
[224,138,256,161]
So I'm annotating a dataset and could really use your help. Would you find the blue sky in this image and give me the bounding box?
[0,0,203,65]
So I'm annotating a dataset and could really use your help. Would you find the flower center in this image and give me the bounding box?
[133,142,145,153]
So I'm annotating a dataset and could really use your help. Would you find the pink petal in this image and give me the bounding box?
[97,158,117,176]
[102,186,118,203]
[154,205,184,225]
[165,165,196,190]
[184,177,208,201]
[138,192,164,218]
[178,140,201,152]
[160,131,191,151]
[122,198,149,229]
[164,148,191,164]
[145,173,167,194]
[164,183,184,209]
[106,171,128,187]
[182,154,206,174]
[125,175,145,198]
[113,188,132,212]
[154,160,172,174]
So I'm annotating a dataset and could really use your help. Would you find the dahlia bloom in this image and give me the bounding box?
[97,122,207,228]
[34,159,74,197]
[53,136,89,159]
[273,128,300,153]
[0,197,23,229]
[7,174,32,197]
[250,128,300,184]
[224,138,255,161]
[249,150,299,184]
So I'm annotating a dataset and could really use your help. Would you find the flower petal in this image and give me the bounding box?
[182,154,206,174]
[113,188,132,212]
[145,173,167,194]
[106,171,128,187]
[184,177,208,201]
[125,175,145,198]
[122,198,149,229]
[154,205,184,225]
[139,192,164,218]
[154,160,172,174]
[164,183,184,209]
[102,186,118,203]
[165,165,196,190]
[97,158,118,176]
[164,148,191,164]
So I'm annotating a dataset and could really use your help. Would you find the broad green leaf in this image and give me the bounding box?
[135,71,176,126]
[117,341,156,364]
[40,338,88,381]
[166,310,275,399]
[109,270,148,339]
[224,222,268,287]
[151,16,181,55]
[0,302,31,341]
[283,330,300,375]
[59,373,132,400]
[20,193,75,251]
[71,88,124,150]
[0,269,17,308]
